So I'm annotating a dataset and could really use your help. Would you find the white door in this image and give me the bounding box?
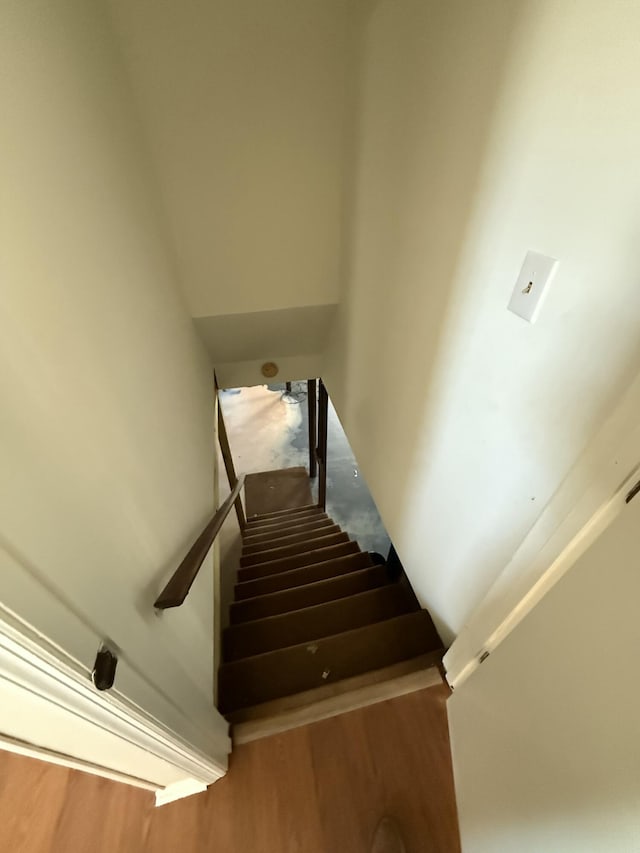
[448,484,640,852]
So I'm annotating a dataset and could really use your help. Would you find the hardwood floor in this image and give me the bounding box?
[0,684,460,852]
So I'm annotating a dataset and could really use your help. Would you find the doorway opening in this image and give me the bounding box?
[216,379,392,631]
[218,380,390,556]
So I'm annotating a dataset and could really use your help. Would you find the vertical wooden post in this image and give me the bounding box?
[217,397,246,530]
[317,379,328,511]
[308,379,317,479]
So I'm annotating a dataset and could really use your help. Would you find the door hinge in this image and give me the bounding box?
[625,479,640,504]
[92,643,119,691]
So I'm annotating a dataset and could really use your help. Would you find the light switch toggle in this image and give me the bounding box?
[508,250,559,323]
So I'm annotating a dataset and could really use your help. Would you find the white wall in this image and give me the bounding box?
[0,664,185,790]
[0,0,228,759]
[107,0,349,320]
[215,355,324,390]
[445,368,640,685]
[448,489,640,852]
[325,0,640,643]
[195,304,336,369]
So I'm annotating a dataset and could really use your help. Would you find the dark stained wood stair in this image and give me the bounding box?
[241,523,341,555]
[244,504,322,531]
[218,505,445,737]
[237,540,361,582]
[229,563,392,624]
[234,551,374,599]
[239,530,350,567]
[242,515,335,545]
[223,583,417,662]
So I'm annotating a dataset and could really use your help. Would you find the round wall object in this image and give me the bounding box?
[261,361,279,378]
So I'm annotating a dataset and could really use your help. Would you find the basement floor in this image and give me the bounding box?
[219,382,391,555]
[0,683,460,853]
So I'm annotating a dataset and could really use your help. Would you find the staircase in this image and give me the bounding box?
[218,504,444,741]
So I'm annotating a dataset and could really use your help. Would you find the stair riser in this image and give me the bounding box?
[248,503,318,522]
[218,611,442,714]
[246,508,323,531]
[240,532,349,567]
[243,517,329,540]
[234,552,373,600]
[223,584,416,662]
[242,518,335,548]
[242,524,340,556]
[227,651,445,726]
[229,565,391,624]
[238,542,360,582]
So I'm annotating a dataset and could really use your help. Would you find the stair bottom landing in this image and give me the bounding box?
[230,651,445,744]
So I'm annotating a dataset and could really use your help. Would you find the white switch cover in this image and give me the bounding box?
[508,250,559,323]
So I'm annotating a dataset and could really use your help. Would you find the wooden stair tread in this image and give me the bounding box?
[230,651,445,744]
[218,610,442,714]
[223,582,417,661]
[245,506,325,533]
[218,499,444,731]
[228,651,444,723]
[237,540,360,582]
[248,502,320,521]
[242,517,335,547]
[229,564,392,624]
[240,531,349,567]
[242,512,329,538]
[234,551,374,600]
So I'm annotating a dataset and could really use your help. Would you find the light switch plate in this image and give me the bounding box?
[508,250,559,323]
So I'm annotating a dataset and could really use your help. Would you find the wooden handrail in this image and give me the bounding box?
[154,474,246,610]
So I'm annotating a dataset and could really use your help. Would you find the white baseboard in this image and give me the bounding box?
[0,732,158,791]
[0,602,228,796]
[155,777,210,807]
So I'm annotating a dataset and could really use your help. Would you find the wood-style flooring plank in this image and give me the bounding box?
[0,751,152,853]
[358,687,461,853]
[0,684,460,853]
[0,753,71,853]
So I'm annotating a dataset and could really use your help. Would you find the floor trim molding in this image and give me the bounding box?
[0,603,227,802]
